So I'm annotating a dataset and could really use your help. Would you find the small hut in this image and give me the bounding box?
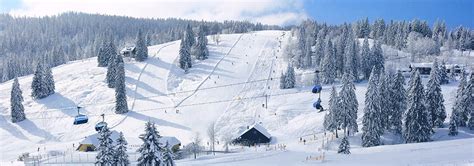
[120,47,136,57]
[77,131,120,152]
[160,136,182,152]
[233,123,271,146]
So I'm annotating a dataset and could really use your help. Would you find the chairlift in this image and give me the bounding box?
[95,114,108,132]
[312,85,322,94]
[73,106,88,125]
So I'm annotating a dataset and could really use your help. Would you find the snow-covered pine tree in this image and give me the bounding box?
[378,71,389,132]
[185,24,195,48]
[328,86,341,137]
[303,37,313,68]
[344,39,359,82]
[43,65,55,96]
[284,64,296,89]
[115,62,128,114]
[439,61,449,84]
[137,122,164,166]
[404,71,431,143]
[425,61,446,128]
[451,72,467,127]
[371,41,384,72]
[11,77,26,123]
[195,25,209,60]
[106,54,118,88]
[97,40,109,67]
[339,73,358,135]
[466,74,474,130]
[162,142,176,166]
[360,37,371,80]
[362,68,381,147]
[321,40,336,84]
[314,29,326,67]
[337,136,350,154]
[179,36,192,73]
[135,30,148,62]
[279,72,287,89]
[31,62,47,99]
[146,33,152,46]
[106,40,118,66]
[388,71,406,134]
[95,126,115,166]
[294,27,306,69]
[114,132,129,166]
[448,119,458,136]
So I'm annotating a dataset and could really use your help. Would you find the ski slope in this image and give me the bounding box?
[0,30,473,165]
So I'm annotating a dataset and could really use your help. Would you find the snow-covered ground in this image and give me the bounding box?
[1,31,473,165]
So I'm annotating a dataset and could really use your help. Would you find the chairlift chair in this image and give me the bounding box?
[95,114,108,132]
[73,106,88,125]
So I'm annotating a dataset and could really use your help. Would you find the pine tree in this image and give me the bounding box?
[314,29,326,66]
[327,86,341,137]
[195,25,209,60]
[439,61,449,84]
[115,62,128,114]
[97,40,109,67]
[179,37,192,72]
[31,63,47,99]
[337,136,351,154]
[344,39,359,81]
[448,119,458,136]
[96,126,115,166]
[279,72,286,89]
[162,142,176,166]
[284,64,296,89]
[321,40,336,84]
[425,61,446,128]
[360,38,371,80]
[185,24,195,48]
[137,122,164,166]
[378,71,389,131]
[11,77,26,123]
[451,72,467,127]
[114,132,129,166]
[135,30,149,62]
[43,65,55,96]
[362,68,381,147]
[464,74,474,130]
[404,71,431,143]
[371,41,384,72]
[303,37,313,68]
[388,71,406,134]
[106,54,118,88]
[339,73,358,135]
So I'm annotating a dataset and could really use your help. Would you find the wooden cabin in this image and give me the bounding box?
[120,47,136,57]
[233,123,271,146]
[77,130,120,152]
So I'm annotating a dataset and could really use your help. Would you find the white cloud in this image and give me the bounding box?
[8,0,308,25]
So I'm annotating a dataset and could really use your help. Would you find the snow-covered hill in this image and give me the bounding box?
[1,31,473,165]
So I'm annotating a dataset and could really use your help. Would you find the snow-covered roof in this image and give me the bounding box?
[120,47,135,53]
[410,63,433,68]
[238,123,271,139]
[79,130,121,147]
[159,136,181,147]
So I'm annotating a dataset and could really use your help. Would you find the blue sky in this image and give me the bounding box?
[1,0,472,28]
[304,0,474,29]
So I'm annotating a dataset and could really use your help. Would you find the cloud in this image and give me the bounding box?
[7,0,308,25]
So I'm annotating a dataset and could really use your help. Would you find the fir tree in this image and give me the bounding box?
[195,25,209,60]
[114,132,129,166]
[162,142,176,166]
[115,62,128,114]
[106,54,118,88]
[425,61,446,128]
[361,68,381,147]
[135,30,149,62]
[284,64,296,89]
[179,37,192,73]
[314,29,326,66]
[279,72,286,89]
[404,71,431,143]
[344,39,359,82]
[464,73,474,130]
[321,40,336,84]
[97,40,109,67]
[371,41,384,72]
[337,136,351,154]
[303,37,313,68]
[185,24,195,48]
[439,61,449,84]
[11,77,26,123]
[360,38,371,80]
[388,71,406,134]
[137,122,164,166]
[378,71,389,131]
[339,73,358,135]
[328,86,341,137]
[451,72,467,127]
[43,65,55,96]
[96,126,115,166]
[31,63,47,99]
[448,119,458,136]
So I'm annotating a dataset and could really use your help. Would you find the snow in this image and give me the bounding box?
[0,31,473,165]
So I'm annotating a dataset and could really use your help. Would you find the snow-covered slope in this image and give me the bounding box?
[0,31,473,165]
